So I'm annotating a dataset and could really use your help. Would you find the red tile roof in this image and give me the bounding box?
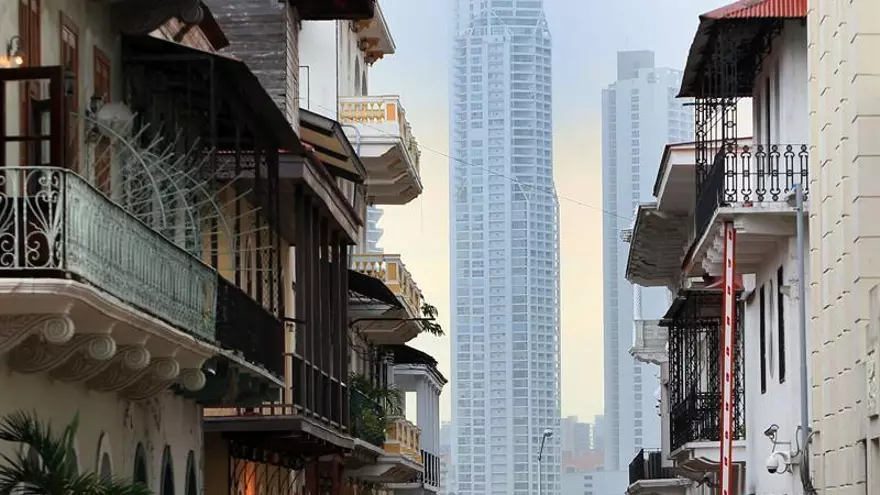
[702,0,807,20]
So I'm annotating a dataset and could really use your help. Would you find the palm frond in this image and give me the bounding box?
[0,411,153,495]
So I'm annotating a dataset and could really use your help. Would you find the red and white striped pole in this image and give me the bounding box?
[719,221,737,495]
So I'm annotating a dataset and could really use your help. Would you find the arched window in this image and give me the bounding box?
[99,452,112,480]
[354,59,361,95]
[161,445,174,495]
[133,443,148,486]
[185,451,197,495]
[95,433,112,480]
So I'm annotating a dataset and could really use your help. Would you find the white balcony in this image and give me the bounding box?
[338,96,423,205]
[0,167,214,399]
[350,253,425,345]
[630,319,668,365]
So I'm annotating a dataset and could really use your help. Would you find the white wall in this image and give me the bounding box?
[298,19,370,119]
[752,20,809,146]
[743,234,810,495]
[0,360,202,493]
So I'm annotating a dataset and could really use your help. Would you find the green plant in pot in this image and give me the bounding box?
[349,374,403,447]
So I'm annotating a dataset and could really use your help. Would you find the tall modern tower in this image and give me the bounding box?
[449,1,560,495]
[600,51,693,476]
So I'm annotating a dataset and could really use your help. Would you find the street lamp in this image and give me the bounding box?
[538,428,552,495]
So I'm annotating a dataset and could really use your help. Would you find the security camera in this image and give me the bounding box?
[766,451,790,474]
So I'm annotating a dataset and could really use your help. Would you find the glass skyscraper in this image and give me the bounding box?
[449,1,560,494]
[600,51,693,479]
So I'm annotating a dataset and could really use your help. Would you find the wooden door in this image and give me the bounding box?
[18,0,41,167]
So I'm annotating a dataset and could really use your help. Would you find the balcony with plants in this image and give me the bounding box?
[350,253,441,345]
[345,374,424,484]
[338,95,423,205]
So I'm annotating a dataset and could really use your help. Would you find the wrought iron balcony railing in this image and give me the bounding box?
[628,449,676,485]
[695,144,809,238]
[0,166,216,340]
[351,253,423,316]
[215,276,284,377]
[419,450,441,488]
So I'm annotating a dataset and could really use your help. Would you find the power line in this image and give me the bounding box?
[309,102,634,222]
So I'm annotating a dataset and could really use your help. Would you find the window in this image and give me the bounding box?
[777,265,786,383]
[19,0,41,167]
[760,285,767,394]
[93,47,111,193]
[134,443,148,486]
[60,12,79,171]
[161,446,174,495]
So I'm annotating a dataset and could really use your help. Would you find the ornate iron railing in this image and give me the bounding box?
[215,275,284,377]
[628,449,676,485]
[419,450,441,488]
[666,291,745,452]
[0,167,216,339]
[694,144,809,239]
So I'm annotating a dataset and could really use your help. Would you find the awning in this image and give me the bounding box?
[678,0,806,98]
[300,108,367,183]
[348,269,402,308]
[122,34,304,154]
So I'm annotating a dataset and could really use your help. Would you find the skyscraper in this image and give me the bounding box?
[600,51,693,476]
[449,1,560,494]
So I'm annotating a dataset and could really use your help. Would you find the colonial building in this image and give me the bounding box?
[0,0,309,493]
[624,1,811,494]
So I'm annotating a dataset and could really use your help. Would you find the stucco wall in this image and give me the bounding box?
[742,236,810,495]
[0,355,203,493]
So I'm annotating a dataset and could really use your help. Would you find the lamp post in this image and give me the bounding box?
[537,428,552,495]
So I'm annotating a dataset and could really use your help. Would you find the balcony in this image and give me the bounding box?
[338,96,423,205]
[350,253,425,345]
[689,143,809,277]
[0,166,219,399]
[346,390,424,484]
[203,353,354,457]
[665,290,746,473]
[630,319,667,365]
[420,450,441,491]
[214,276,285,378]
[626,450,688,495]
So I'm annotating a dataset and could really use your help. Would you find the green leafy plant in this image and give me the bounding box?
[0,410,151,495]
[348,374,403,447]
[420,303,444,336]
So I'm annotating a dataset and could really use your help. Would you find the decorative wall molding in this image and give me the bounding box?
[0,314,75,355]
[122,357,181,400]
[86,345,152,392]
[9,333,116,374]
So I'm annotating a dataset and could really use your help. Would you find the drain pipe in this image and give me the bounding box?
[341,123,362,154]
[793,183,815,493]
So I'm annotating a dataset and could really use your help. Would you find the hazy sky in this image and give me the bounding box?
[368,0,729,423]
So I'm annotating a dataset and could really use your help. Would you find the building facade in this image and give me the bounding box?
[810,0,880,492]
[449,1,561,494]
[600,50,693,476]
[623,2,812,495]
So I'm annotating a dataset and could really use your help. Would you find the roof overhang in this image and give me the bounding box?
[356,1,396,61]
[288,0,375,20]
[300,108,367,183]
[349,269,402,308]
[204,412,355,455]
[123,34,304,154]
[678,0,806,98]
[626,204,690,288]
